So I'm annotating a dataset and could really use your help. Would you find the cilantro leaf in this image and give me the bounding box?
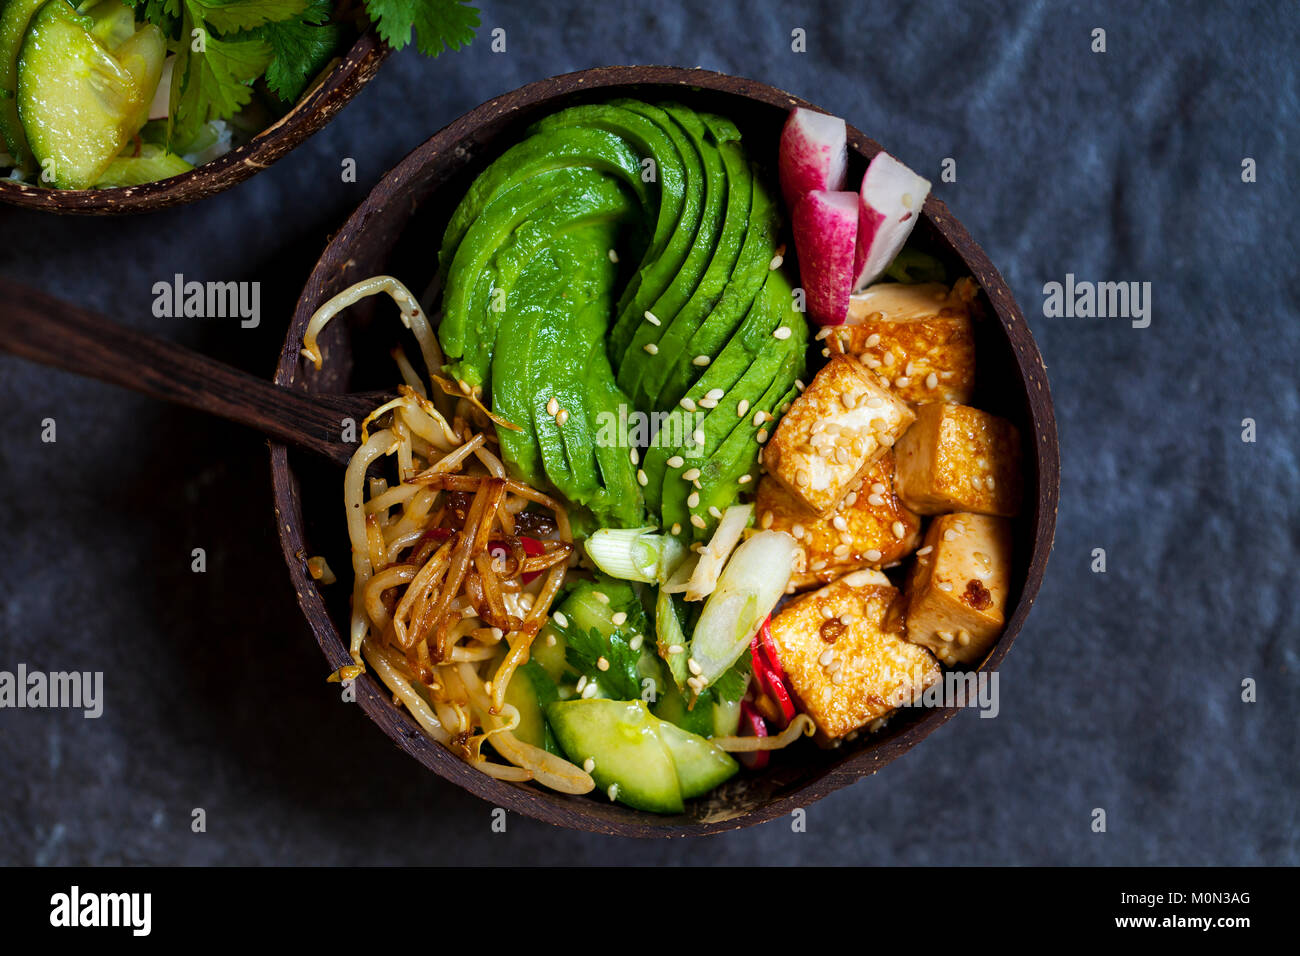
[173,31,273,145]
[255,0,342,101]
[366,0,479,56]
[190,0,308,33]
[563,625,644,701]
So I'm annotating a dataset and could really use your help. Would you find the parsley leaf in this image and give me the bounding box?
[190,0,307,33]
[366,0,479,56]
[172,31,273,145]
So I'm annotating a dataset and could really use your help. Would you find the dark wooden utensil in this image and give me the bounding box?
[0,277,392,465]
[0,33,388,216]
[275,65,1061,837]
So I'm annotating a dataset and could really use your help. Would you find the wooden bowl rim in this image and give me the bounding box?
[0,32,389,215]
[270,65,1060,838]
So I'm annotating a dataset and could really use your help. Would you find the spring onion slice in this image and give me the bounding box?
[584,526,687,585]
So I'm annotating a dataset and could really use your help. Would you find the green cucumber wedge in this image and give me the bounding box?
[0,0,49,170]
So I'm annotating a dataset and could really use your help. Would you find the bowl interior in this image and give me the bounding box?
[0,33,387,215]
[273,67,1058,836]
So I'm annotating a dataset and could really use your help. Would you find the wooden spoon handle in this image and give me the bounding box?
[0,278,389,466]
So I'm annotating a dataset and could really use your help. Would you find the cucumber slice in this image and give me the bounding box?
[530,622,568,685]
[651,681,713,737]
[547,699,684,814]
[502,661,561,754]
[0,0,49,170]
[82,0,132,48]
[655,718,738,799]
[94,142,190,186]
[16,1,163,188]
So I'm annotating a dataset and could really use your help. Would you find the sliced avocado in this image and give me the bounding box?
[16,0,163,189]
[438,124,650,282]
[547,699,684,814]
[655,718,739,799]
[0,0,49,171]
[502,660,562,754]
[633,116,752,410]
[617,105,728,404]
[656,166,784,411]
[529,101,689,358]
[442,164,621,390]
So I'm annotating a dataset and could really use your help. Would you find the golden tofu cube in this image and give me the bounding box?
[756,450,922,591]
[837,278,977,406]
[769,571,941,739]
[903,513,1012,666]
[763,355,915,514]
[894,402,1022,516]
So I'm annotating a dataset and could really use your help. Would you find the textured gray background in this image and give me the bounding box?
[1,0,1296,865]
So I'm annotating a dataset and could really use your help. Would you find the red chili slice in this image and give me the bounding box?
[752,617,796,727]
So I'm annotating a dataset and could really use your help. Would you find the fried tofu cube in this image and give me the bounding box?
[769,570,941,739]
[756,450,922,591]
[763,355,915,514]
[894,402,1022,516]
[903,513,1012,666]
[836,278,978,406]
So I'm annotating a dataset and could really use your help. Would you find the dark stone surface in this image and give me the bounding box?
[0,0,1296,865]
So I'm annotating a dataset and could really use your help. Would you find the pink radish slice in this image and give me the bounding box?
[737,700,770,770]
[851,152,932,292]
[779,107,848,210]
[792,189,859,325]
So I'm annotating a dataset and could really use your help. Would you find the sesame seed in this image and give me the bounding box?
[683,467,701,481]
[636,469,648,487]
[917,545,933,556]
[546,397,559,416]
[867,493,885,507]
[687,491,700,508]
[668,644,684,655]
[705,388,724,401]
[815,327,834,341]
[629,449,639,467]
[667,455,685,468]
[699,397,717,408]
[738,474,752,484]
[583,757,596,773]
[576,675,587,692]
[484,680,494,696]
[871,482,886,494]
[693,429,706,445]
[925,372,939,390]
[737,399,750,418]
[630,633,644,651]
[597,656,610,671]
[608,249,619,263]
[865,548,883,562]
[671,522,682,535]
[819,649,835,666]
[892,520,906,538]
[881,352,895,368]
[795,379,806,391]
[832,515,848,531]
[791,523,805,539]
[938,581,954,592]
[943,529,958,542]
[643,342,659,354]
[769,254,784,270]
[757,429,769,443]
[844,491,858,506]
[833,544,851,558]
[688,658,703,676]
[553,611,569,628]
[774,326,792,340]
[761,510,774,529]
[644,310,660,325]
[709,506,723,519]
[986,475,996,489]
[865,333,881,347]
[752,410,767,426]
[831,670,846,685]
[582,682,599,698]
[611,611,628,626]
[607,783,620,801]
[546,634,557,647]
[691,514,706,529]
[938,630,954,642]
[866,396,884,409]
[593,591,609,604]
[556,408,570,426]
[693,354,710,366]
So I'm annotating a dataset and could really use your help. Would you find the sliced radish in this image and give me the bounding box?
[779,107,848,210]
[852,151,931,292]
[737,700,770,770]
[792,190,859,325]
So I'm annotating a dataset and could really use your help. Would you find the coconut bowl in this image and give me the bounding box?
[271,65,1059,837]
